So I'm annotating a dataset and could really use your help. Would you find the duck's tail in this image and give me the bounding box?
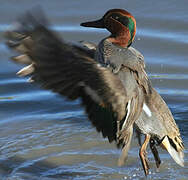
[161,135,184,167]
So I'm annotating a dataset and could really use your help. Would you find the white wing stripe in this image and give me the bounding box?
[143,103,152,117]
[122,100,131,129]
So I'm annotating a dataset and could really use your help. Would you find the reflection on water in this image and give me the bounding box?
[0,0,188,179]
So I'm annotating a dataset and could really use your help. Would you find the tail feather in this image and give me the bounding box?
[161,136,184,167]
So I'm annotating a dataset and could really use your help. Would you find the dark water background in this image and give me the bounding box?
[0,0,188,179]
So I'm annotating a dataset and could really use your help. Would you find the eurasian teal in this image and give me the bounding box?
[5,9,184,176]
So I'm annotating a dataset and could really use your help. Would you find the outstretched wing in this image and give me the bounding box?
[5,11,131,145]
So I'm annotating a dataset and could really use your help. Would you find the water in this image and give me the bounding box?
[0,0,188,179]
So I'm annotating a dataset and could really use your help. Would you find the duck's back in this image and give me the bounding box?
[95,38,152,131]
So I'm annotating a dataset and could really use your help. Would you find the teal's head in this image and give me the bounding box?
[81,9,136,47]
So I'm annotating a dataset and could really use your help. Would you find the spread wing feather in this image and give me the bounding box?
[5,11,131,145]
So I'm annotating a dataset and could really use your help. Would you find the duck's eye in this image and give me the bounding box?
[111,14,120,20]
[111,13,129,27]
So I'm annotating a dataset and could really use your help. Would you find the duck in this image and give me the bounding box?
[4,8,184,176]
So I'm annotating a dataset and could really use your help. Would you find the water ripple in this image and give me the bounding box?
[149,73,188,80]
[1,24,188,45]
[156,87,188,96]
[0,24,106,33]
[137,28,188,44]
